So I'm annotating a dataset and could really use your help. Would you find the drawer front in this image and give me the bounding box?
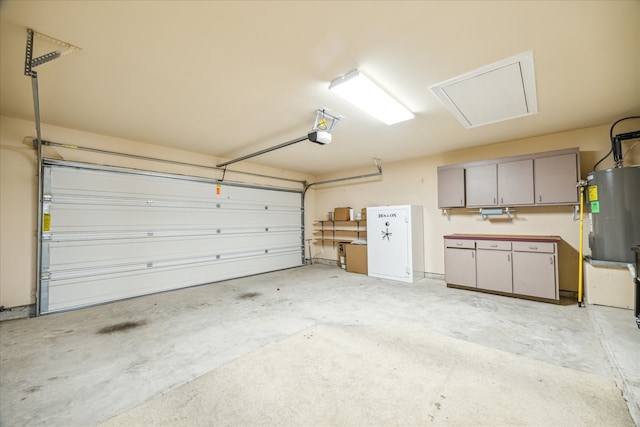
[445,239,475,249]
[512,241,556,253]
[476,240,511,251]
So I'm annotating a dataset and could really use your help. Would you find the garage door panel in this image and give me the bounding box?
[40,162,303,314]
[51,169,301,207]
[49,205,300,232]
[46,231,302,270]
[51,194,301,211]
[42,251,301,314]
[51,168,218,200]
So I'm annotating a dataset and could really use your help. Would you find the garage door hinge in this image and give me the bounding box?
[41,272,51,280]
[42,233,52,240]
[146,262,153,268]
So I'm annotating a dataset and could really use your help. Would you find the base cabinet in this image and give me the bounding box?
[444,235,560,302]
[476,241,513,293]
[445,247,476,287]
[512,242,558,300]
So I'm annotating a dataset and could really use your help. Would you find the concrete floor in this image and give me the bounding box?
[1,263,638,426]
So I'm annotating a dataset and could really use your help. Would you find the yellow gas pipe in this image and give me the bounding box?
[577,181,587,307]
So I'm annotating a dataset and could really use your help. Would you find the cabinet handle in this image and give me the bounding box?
[456,242,463,246]
[529,246,538,250]
[460,198,463,205]
[549,256,554,265]
[490,244,498,247]
[507,254,510,262]
[539,195,542,202]
[493,197,496,204]
[471,252,475,259]
[500,197,503,204]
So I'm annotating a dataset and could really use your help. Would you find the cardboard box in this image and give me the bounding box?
[334,207,352,221]
[345,244,368,274]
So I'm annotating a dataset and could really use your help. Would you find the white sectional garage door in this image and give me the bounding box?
[39,161,303,314]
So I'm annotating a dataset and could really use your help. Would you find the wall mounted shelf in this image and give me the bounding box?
[313,220,367,248]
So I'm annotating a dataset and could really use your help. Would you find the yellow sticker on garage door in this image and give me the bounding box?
[43,213,51,231]
[588,186,598,201]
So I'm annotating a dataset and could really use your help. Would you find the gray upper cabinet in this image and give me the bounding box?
[465,164,497,207]
[497,159,534,205]
[534,152,579,204]
[438,148,580,209]
[437,167,465,208]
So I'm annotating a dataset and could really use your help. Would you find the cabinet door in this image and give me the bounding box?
[498,159,534,205]
[534,153,579,204]
[437,168,465,208]
[512,251,557,299]
[445,248,476,287]
[465,164,497,207]
[476,249,513,293]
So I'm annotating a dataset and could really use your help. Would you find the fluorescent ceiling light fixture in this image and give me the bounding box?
[329,69,414,125]
[429,50,538,128]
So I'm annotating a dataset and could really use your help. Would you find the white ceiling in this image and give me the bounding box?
[1,1,639,175]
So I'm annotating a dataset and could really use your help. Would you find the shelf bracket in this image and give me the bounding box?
[505,207,514,221]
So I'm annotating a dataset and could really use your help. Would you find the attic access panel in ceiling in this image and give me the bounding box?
[430,50,538,128]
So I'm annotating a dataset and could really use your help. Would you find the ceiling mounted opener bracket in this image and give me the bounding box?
[24,28,80,77]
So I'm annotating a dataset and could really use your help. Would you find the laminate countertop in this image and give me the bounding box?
[444,234,561,243]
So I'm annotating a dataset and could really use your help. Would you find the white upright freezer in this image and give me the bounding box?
[366,205,424,282]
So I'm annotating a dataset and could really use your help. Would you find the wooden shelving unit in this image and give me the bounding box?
[313,220,367,248]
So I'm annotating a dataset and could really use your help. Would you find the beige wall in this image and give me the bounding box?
[2,115,637,309]
[310,124,640,297]
[0,115,315,308]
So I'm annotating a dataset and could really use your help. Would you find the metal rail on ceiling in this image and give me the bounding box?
[34,139,307,186]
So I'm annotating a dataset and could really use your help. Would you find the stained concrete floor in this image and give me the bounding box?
[1,263,638,426]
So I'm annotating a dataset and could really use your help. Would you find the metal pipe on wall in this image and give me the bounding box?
[303,158,383,195]
[301,159,383,263]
